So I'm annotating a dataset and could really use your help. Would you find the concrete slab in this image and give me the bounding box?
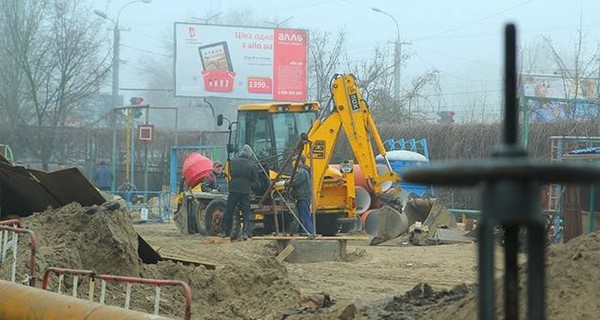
[276,239,345,263]
[433,228,473,244]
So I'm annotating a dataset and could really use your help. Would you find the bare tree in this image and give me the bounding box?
[345,44,440,125]
[308,30,346,105]
[0,0,110,169]
[542,24,599,120]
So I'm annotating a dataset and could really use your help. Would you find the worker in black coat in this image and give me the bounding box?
[219,144,258,240]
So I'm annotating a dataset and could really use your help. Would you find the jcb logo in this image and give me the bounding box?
[278,32,304,43]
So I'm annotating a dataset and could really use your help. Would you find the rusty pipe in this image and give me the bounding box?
[0,279,173,319]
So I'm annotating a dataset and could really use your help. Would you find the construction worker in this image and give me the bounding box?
[288,154,314,235]
[117,180,137,203]
[202,161,228,193]
[93,161,113,191]
[219,145,257,240]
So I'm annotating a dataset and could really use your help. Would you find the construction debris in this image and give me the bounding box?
[0,203,301,319]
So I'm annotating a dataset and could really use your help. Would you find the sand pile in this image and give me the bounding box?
[424,232,600,320]
[0,202,300,319]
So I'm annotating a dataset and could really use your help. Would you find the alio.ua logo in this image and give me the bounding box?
[188,26,196,38]
[278,32,304,42]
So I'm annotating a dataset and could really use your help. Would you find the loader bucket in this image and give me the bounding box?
[403,198,457,236]
[366,206,409,245]
[0,164,105,217]
[0,157,161,264]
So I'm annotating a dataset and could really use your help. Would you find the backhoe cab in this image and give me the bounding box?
[232,102,318,172]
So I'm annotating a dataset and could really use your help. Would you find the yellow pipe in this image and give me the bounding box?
[0,280,172,320]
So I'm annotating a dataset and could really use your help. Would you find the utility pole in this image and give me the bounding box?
[94,0,151,191]
[372,8,410,105]
[111,26,120,192]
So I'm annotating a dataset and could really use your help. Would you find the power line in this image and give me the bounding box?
[409,0,533,42]
[413,45,498,67]
[121,44,171,57]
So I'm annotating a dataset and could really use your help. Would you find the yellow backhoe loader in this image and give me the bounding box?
[175,74,453,241]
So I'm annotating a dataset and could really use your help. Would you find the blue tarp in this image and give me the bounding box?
[569,147,600,155]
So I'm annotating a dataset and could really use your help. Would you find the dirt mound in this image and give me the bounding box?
[425,232,600,320]
[0,202,300,319]
[278,283,474,319]
[0,202,141,280]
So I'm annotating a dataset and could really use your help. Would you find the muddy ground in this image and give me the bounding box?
[135,222,481,319]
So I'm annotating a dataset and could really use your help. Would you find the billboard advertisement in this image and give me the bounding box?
[522,74,600,122]
[174,23,308,100]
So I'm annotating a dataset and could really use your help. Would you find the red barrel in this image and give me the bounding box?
[182,153,213,188]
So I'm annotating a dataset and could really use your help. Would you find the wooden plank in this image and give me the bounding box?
[253,235,369,241]
[158,252,218,270]
[275,243,296,262]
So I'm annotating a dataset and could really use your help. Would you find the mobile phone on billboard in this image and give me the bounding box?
[198,41,233,72]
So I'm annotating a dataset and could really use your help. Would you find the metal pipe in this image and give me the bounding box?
[504,24,518,146]
[0,279,173,320]
[447,209,481,215]
[503,225,519,320]
[589,184,596,232]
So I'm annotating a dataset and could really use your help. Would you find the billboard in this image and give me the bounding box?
[522,74,600,122]
[174,23,308,100]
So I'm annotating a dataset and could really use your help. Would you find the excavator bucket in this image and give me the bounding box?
[404,198,457,245]
[367,206,409,245]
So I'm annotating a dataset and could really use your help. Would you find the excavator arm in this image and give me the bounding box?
[305,74,398,204]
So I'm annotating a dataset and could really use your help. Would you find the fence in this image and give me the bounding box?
[42,267,193,320]
[114,190,172,222]
[0,220,38,286]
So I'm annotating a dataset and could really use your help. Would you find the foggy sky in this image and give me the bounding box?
[92,0,600,122]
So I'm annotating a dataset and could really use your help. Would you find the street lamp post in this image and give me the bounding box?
[263,16,293,28]
[191,12,223,24]
[94,0,151,192]
[372,8,404,103]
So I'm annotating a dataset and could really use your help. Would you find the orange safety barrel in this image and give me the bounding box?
[182,152,213,188]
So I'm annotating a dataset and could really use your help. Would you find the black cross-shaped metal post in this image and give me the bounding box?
[403,24,600,320]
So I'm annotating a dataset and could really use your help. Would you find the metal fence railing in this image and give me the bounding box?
[114,191,172,222]
[42,267,192,320]
[0,220,38,286]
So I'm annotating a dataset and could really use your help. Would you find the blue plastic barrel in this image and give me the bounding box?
[376,150,433,196]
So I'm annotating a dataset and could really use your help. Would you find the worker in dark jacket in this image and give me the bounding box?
[93,161,113,191]
[202,161,228,193]
[288,154,314,235]
[219,145,258,240]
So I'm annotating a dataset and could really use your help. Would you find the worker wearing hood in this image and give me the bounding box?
[220,144,258,240]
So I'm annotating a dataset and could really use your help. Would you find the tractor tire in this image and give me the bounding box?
[193,200,208,235]
[184,198,198,234]
[203,199,227,236]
